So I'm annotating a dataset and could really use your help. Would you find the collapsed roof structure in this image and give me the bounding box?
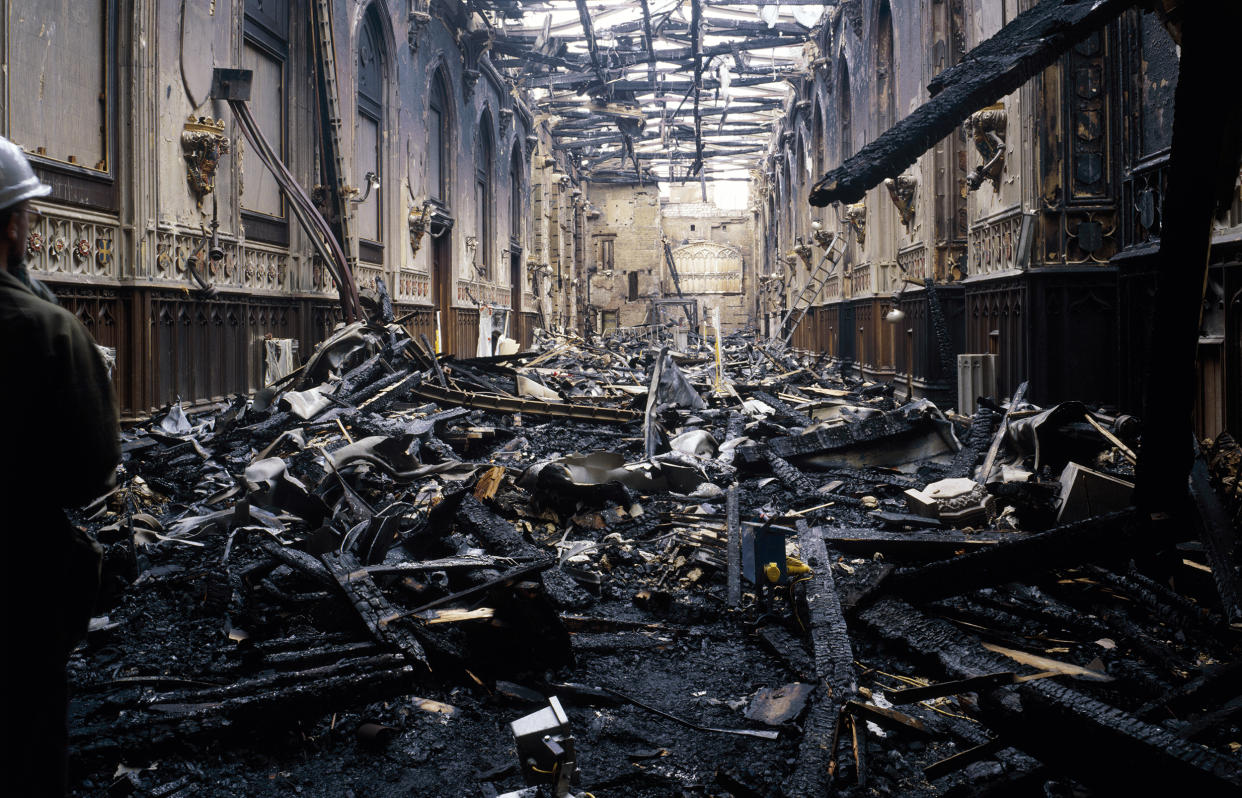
[492,0,822,183]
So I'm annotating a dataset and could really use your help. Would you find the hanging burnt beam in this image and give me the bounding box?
[1135,2,1242,527]
[808,0,1136,206]
[640,0,658,92]
[690,0,704,178]
[573,0,610,93]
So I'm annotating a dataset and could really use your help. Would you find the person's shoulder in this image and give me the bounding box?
[0,277,82,338]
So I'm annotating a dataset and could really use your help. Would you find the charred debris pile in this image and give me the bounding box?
[70,319,1241,797]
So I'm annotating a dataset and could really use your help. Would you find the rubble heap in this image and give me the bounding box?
[68,320,1241,797]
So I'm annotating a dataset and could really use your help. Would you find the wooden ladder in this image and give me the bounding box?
[311,0,357,265]
[779,232,847,345]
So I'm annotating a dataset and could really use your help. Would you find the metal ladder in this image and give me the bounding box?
[311,0,356,265]
[779,232,847,345]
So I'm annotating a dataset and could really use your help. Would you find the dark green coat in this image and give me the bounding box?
[0,267,119,648]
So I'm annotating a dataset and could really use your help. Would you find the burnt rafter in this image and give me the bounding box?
[479,0,816,179]
[809,0,1137,205]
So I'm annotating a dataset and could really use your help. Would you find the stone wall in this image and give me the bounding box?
[582,181,758,333]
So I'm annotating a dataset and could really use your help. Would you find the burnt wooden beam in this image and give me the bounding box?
[573,0,609,91]
[321,551,428,668]
[586,146,765,165]
[820,526,1011,558]
[1136,0,1242,521]
[858,598,1242,794]
[455,493,592,609]
[726,483,741,607]
[640,0,658,93]
[527,72,790,92]
[689,0,704,179]
[809,0,1136,205]
[888,672,1017,705]
[1189,451,1242,629]
[1136,662,1242,723]
[784,521,856,796]
[736,412,915,466]
[73,655,417,764]
[885,510,1143,602]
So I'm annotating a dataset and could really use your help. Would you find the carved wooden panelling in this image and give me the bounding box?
[154,229,293,292]
[849,263,871,295]
[968,207,1024,275]
[26,208,119,280]
[897,245,929,283]
[398,270,431,301]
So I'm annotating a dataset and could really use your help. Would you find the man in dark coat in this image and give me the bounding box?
[0,135,120,795]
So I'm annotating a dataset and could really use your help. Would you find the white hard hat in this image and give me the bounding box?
[0,136,51,211]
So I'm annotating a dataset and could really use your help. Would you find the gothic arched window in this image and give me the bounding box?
[429,70,451,205]
[876,1,896,132]
[356,7,385,253]
[475,115,495,280]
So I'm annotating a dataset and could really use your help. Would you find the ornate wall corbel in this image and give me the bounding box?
[181,116,230,207]
[964,104,1007,192]
[499,108,513,137]
[462,68,481,100]
[844,201,867,246]
[458,28,491,101]
[811,225,835,251]
[409,200,433,260]
[787,239,813,270]
[407,10,432,54]
[884,174,917,227]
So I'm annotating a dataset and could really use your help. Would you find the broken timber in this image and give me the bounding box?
[809,0,1137,205]
[1189,452,1242,630]
[858,598,1242,794]
[820,526,1012,558]
[726,483,741,607]
[785,521,856,796]
[736,412,914,466]
[321,551,428,668]
[886,510,1142,602]
[410,381,640,423]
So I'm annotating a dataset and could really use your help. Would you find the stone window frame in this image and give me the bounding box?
[241,0,291,245]
[6,0,120,212]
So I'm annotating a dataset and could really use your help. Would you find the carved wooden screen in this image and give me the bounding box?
[672,242,743,294]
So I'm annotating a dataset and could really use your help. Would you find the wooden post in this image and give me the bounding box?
[1135,3,1242,519]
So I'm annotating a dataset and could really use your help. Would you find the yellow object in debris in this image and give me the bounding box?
[764,562,781,583]
[785,556,811,575]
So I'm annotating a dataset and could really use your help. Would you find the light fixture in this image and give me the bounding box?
[885,305,906,324]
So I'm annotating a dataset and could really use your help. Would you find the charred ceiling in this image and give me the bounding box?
[476,0,831,183]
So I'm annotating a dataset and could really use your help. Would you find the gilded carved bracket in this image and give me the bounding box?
[884,174,917,227]
[181,116,230,207]
[964,104,1007,192]
[844,201,867,247]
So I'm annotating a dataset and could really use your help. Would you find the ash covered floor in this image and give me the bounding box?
[67,322,1242,797]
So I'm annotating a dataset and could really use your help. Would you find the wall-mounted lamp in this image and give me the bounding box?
[349,171,381,204]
